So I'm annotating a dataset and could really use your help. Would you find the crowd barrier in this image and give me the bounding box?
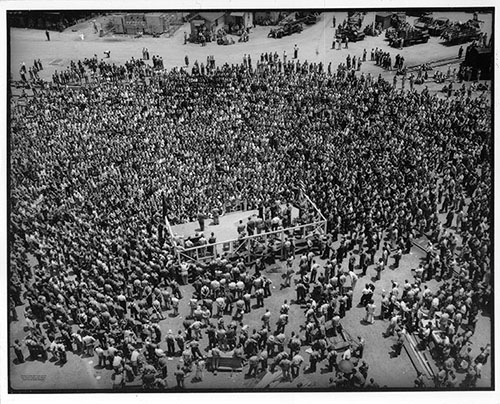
[165,191,327,266]
[174,219,327,266]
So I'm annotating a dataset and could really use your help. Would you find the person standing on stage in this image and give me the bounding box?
[198,212,206,232]
[208,232,216,255]
[256,216,264,234]
[247,216,256,235]
[285,203,293,227]
[212,207,220,225]
[258,201,265,219]
[237,220,246,234]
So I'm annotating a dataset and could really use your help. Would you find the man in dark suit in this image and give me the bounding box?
[208,233,216,255]
[285,203,293,227]
[198,212,206,231]
[247,216,255,235]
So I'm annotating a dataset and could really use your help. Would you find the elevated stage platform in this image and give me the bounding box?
[166,192,327,265]
[170,206,300,243]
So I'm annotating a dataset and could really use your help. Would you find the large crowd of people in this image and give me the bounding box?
[9,46,492,390]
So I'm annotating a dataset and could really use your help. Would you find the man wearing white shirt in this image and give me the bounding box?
[342,345,352,361]
[130,347,140,375]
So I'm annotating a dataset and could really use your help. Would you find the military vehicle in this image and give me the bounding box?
[268,20,303,38]
[441,20,482,44]
[428,17,450,36]
[335,11,365,42]
[296,11,321,25]
[346,11,364,28]
[414,13,434,30]
[336,25,366,42]
[390,13,407,30]
[364,22,382,36]
[388,23,430,47]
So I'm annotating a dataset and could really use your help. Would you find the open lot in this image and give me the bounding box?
[10,10,492,94]
[8,9,493,391]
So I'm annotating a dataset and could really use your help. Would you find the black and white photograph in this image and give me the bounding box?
[3,1,496,400]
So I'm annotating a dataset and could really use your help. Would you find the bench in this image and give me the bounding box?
[206,355,243,372]
[412,334,438,378]
[333,341,350,352]
[403,339,427,376]
[422,351,438,378]
[403,334,433,379]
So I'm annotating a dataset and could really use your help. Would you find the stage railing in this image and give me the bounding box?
[163,200,249,243]
[302,192,327,222]
[165,191,327,265]
[164,216,174,240]
[174,219,327,265]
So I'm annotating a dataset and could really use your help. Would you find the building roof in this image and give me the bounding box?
[196,12,225,22]
[230,12,246,17]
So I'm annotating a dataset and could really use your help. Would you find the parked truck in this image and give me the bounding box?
[296,11,321,25]
[428,17,450,36]
[346,11,364,28]
[388,23,430,47]
[336,25,366,42]
[414,13,434,30]
[335,11,365,42]
[268,20,303,38]
[364,22,382,36]
[440,20,482,44]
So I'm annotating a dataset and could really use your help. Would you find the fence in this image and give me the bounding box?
[169,217,327,266]
[165,191,327,266]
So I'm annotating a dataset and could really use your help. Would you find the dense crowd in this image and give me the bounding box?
[9,49,492,389]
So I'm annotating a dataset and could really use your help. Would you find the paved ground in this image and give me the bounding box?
[10,10,492,97]
[9,222,492,391]
[170,206,300,244]
[8,10,493,391]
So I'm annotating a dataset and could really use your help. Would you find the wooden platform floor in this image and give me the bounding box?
[170,206,299,243]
